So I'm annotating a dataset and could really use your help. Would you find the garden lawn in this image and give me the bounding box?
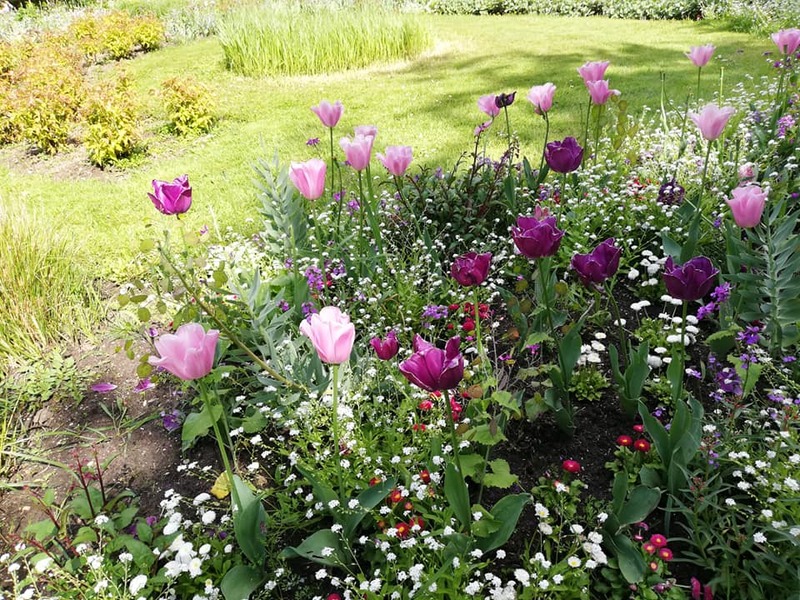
[0,14,774,279]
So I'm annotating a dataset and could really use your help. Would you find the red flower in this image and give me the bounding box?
[562,459,581,473]
[327,594,342,600]
[462,319,476,332]
[418,400,433,411]
[633,439,651,453]
[632,424,645,433]
[643,542,657,554]
[650,534,668,548]
[389,489,403,503]
[450,398,463,420]
[369,477,381,486]
[617,435,633,447]
[419,469,431,484]
[396,522,410,538]
[658,547,673,561]
[410,516,425,531]
[412,423,427,432]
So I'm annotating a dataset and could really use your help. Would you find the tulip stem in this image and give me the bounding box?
[695,67,702,105]
[538,111,550,175]
[159,245,307,393]
[582,98,591,165]
[331,364,344,502]
[472,287,487,376]
[694,141,713,216]
[443,389,463,474]
[593,104,603,165]
[329,127,340,241]
[675,301,688,403]
[503,105,512,148]
[607,283,628,370]
[200,381,241,512]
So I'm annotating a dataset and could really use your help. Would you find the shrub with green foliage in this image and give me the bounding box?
[68,10,165,63]
[84,74,142,167]
[161,75,216,136]
[428,0,703,19]
[218,2,431,76]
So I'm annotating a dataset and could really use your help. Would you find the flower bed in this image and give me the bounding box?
[3,28,800,600]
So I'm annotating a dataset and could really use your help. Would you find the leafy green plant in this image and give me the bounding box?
[570,365,610,402]
[161,75,216,136]
[84,74,142,167]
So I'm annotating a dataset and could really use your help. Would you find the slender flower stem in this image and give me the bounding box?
[331,364,344,502]
[200,381,241,511]
[593,104,603,164]
[582,97,591,164]
[607,284,628,369]
[538,260,572,430]
[357,170,366,267]
[675,301,689,403]
[503,105,512,147]
[472,287,486,374]
[538,112,550,175]
[695,141,713,214]
[443,389,464,477]
[695,67,702,105]
[159,246,306,392]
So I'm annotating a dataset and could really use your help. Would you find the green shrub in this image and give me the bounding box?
[218,2,431,77]
[13,35,84,154]
[0,201,101,363]
[84,74,142,167]
[68,10,165,63]
[161,75,216,136]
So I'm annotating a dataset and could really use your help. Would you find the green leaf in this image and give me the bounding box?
[296,464,338,509]
[611,532,646,583]
[617,486,661,527]
[343,479,396,540]
[476,493,531,552]
[639,402,670,465]
[241,410,268,434]
[483,459,518,489]
[660,232,681,259]
[611,471,628,515]
[25,518,57,541]
[221,564,265,600]
[281,529,347,567]
[458,453,486,480]
[232,476,267,566]
[466,423,506,446]
[559,324,582,376]
[445,462,471,530]
[181,403,222,450]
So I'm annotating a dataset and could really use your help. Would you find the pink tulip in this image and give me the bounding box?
[577,60,610,85]
[771,28,800,56]
[149,323,219,380]
[311,100,344,128]
[377,145,413,177]
[526,83,556,115]
[689,104,735,141]
[339,134,375,171]
[289,158,327,200]
[586,80,620,105]
[478,94,500,118]
[727,184,767,228]
[354,125,378,139]
[300,306,355,365]
[685,44,715,67]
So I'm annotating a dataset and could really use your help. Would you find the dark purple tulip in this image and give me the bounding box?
[399,335,464,392]
[662,256,719,302]
[370,330,399,361]
[544,137,583,174]
[451,252,492,287]
[571,238,621,287]
[148,174,192,216]
[657,179,685,206]
[511,215,564,259]
[495,91,516,108]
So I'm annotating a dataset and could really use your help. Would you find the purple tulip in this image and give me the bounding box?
[571,238,621,287]
[450,252,492,287]
[494,91,516,108]
[662,256,719,302]
[511,215,564,259]
[544,137,583,174]
[399,335,464,392]
[370,330,399,361]
[148,174,192,216]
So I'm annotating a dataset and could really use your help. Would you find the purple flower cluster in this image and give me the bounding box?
[421,304,449,320]
[696,282,732,320]
[305,265,325,291]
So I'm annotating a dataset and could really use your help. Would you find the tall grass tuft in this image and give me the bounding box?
[0,201,102,364]
[218,2,431,77]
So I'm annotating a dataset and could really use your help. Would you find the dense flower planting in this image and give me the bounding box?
[2,25,800,600]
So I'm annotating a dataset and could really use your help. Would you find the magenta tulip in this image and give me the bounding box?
[149,323,219,380]
[451,252,492,287]
[577,60,610,85]
[370,330,399,361]
[511,215,564,259]
[478,94,500,118]
[148,175,192,216]
[771,28,800,55]
[586,80,620,105]
[544,137,584,173]
[311,100,343,128]
[377,145,413,177]
[527,83,556,115]
[300,306,355,365]
[727,184,767,228]
[339,134,375,172]
[685,44,715,67]
[571,238,621,287]
[289,158,327,200]
[689,104,735,141]
[662,256,719,302]
[399,335,464,392]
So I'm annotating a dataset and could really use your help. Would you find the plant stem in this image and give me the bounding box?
[443,389,464,478]
[695,140,713,215]
[582,97,591,164]
[607,283,628,370]
[676,301,688,402]
[538,111,550,175]
[503,105,512,148]
[695,67,702,104]
[472,286,486,374]
[593,104,603,164]
[200,381,240,511]
[331,364,344,502]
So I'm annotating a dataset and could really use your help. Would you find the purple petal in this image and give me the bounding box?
[91,382,117,393]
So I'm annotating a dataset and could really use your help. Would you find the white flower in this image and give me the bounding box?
[201,510,217,525]
[514,569,531,587]
[753,532,767,544]
[87,555,103,570]
[570,524,584,535]
[472,511,483,521]
[34,557,53,573]
[568,556,581,568]
[94,515,110,526]
[725,498,736,506]
[539,579,550,590]
[538,522,553,535]
[534,503,549,519]
[129,574,148,595]
[193,493,211,505]
[119,552,133,564]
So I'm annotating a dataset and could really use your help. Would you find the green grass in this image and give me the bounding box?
[0,15,776,278]
[218,3,431,76]
[0,199,103,363]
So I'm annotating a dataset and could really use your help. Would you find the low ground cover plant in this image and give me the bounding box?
[1,13,799,600]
